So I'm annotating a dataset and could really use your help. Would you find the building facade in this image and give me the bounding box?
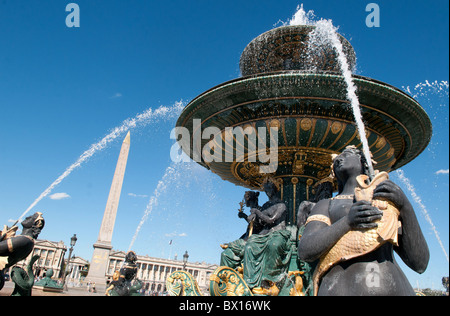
[12,239,67,278]
[65,256,90,286]
[9,239,89,285]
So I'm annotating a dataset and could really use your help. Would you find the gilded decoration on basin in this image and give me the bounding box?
[202,114,398,190]
[231,147,336,189]
[209,266,253,296]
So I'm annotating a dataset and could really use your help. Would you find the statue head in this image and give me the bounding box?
[261,176,282,199]
[45,268,54,278]
[332,146,373,193]
[125,251,137,265]
[244,191,260,208]
[21,212,45,239]
[121,251,138,281]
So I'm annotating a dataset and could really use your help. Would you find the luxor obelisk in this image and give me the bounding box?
[86,131,130,289]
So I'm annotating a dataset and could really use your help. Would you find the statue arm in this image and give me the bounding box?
[0,225,18,253]
[0,241,9,256]
[253,203,286,225]
[105,284,115,296]
[297,199,351,262]
[0,237,14,257]
[298,195,384,263]
[373,180,429,273]
[238,211,249,222]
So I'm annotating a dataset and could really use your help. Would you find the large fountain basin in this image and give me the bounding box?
[177,70,432,191]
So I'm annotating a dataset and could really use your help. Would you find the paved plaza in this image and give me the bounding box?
[0,281,104,296]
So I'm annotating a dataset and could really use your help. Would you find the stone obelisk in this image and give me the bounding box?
[86,131,130,289]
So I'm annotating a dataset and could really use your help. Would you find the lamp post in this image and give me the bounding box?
[62,234,77,291]
[182,251,189,270]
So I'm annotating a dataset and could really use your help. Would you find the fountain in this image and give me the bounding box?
[176,24,432,227]
[172,17,433,296]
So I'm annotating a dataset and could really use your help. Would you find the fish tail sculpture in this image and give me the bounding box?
[166,270,203,296]
[10,255,40,296]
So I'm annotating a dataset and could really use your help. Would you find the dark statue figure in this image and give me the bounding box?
[242,177,293,295]
[220,190,261,269]
[298,146,429,296]
[34,268,64,292]
[105,251,142,296]
[218,177,297,296]
[0,212,45,292]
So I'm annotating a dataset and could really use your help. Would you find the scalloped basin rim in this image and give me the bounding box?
[178,71,428,119]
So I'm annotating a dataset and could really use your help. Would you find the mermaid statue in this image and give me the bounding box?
[298,146,429,295]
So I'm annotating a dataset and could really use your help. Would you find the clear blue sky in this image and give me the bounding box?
[0,0,448,290]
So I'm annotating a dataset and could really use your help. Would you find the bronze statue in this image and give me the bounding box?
[34,268,64,291]
[298,146,429,295]
[105,251,142,296]
[220,191,261,269]
[217,178,299,296]
[242,177,293,295]
[0,212,45,291]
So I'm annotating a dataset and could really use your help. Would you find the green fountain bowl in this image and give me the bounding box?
[176,70,432,190]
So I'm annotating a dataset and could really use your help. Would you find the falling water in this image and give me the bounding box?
[312,20,374,178]
[399,80,449,264]
[127,162,184,251]
[287,6,375,177]
[127,158,214,252]
[17,101,184,222]
[395,169,449,263]
[403,80,449,100]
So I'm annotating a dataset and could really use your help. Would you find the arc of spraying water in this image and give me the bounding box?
[127,160,195,252]
[17,102,184,223]
[127,162,180,252]
[395,169,449,263]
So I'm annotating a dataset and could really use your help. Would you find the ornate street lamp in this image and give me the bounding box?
[70,234,78,248]
[182,251,189,270]
[62,234,77,291]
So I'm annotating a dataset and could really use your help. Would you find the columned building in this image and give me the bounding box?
[65,256,90,286]
[12,239,67,278]
[105,250,218,295]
